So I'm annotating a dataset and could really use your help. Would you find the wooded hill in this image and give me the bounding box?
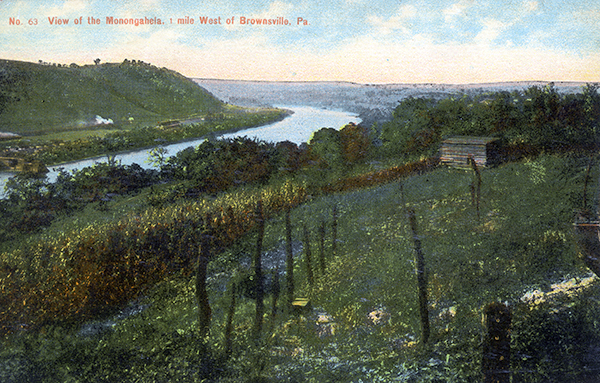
[0,59,224,135]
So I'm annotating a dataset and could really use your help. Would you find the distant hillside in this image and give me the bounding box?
[0,59,224,135]
[195,79,588,127]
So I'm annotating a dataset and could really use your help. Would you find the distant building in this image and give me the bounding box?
[440,136,501,169]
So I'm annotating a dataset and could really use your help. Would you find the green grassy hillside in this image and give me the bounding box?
[2,153,599,382]
[0,59,223,135]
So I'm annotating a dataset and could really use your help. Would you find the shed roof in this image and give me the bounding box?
[442,136,500,145]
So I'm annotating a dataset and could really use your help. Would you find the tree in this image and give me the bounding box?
[339,123,371,164]
[379,97,435,156]
[147,146,169,168]
[308,127,344,170]
[94,58,101,65]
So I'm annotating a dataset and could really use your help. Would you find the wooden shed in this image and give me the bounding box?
[440,136,501,169]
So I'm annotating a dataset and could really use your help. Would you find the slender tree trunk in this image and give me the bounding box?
[196,232,211,339]
[253,200,265,341]
[303,224,314,286]
[582,156,594,212]
[469,156,482,221]
[332,204,338,257]
[224,282,237,358]
[285,207,295,308]
[407,207,430,344]
[271,267,280,318]
[319,220,326,275]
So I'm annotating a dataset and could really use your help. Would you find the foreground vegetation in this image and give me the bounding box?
[1,82,600,381]
[1,153,599,382]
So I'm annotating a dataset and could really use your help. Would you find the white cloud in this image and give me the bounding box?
[473,18,510,46]
[523,1,539,13]
[443,0,474,24]
[367,4,416,35]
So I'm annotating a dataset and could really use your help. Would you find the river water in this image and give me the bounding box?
[0,106,360,196]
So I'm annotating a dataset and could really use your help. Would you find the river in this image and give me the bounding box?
[0,106,360,196]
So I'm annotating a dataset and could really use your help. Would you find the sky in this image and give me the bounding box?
[1,0,599,84]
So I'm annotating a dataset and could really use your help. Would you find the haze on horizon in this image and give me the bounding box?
[1,0,599,84]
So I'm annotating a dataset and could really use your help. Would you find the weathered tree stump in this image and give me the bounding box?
[482,302,511,383]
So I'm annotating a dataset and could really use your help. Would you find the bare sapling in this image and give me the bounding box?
[332,204,338,257]
[319,220,326,275]
[253,200,265,341]
[196,217,212,339]
[285,207,295,309]
[303,224,314,286]
[224,282,237,358]
[407,207,430,344]
[271,267,280,318]
[582,155,594,212]
[469,155,482,220]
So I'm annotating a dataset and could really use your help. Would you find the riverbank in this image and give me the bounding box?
[0,106,287,167]
[1,106,359,195]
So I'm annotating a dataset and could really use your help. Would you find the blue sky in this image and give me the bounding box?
[1,0,599,83]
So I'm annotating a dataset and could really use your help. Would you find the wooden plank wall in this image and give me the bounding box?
[440,137,500,169]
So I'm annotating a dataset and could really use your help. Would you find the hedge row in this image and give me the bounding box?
[0,180,307,334]
[322,157,440,194]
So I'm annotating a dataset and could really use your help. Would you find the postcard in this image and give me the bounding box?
[1,1,599,382]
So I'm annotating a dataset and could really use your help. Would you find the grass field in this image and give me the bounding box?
[0,59,223,136]
[2,153,598,382]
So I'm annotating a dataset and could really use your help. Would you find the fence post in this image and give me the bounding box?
[303,224,314,286]
[253,200,265,341]
[224,282,237,358]
[196,228,212,339]
[319,220,326,275]
[407,207,430,344]
[482,302,511,383]
[332,204,338,257]
[285,207,295,310]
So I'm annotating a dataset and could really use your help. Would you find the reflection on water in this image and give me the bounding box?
[0,106,359,196]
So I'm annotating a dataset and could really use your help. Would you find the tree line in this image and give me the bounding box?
[379,83,600,157]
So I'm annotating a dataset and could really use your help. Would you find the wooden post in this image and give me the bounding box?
[332,204,338,257]
[271,267,280,318]
[303,224,314,286]
[253,200,265,341]
[407,207,430,344]
[582,156,594,211]
[482,302,511,383]
[196,225,212,339]
[319,220,326,275]
[469,155,481,221]
[285,207,295,309]
[224,282,237,358]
